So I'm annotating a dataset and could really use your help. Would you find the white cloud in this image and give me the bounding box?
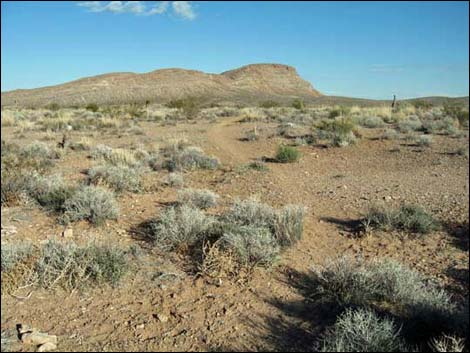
[146,1,169,15]
[77,1,196,19]
[172,1,196,20]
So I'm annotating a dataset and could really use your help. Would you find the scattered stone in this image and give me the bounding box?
[21,332,57,346]
[157,314,169,323]
[62,228,73,238]
[383,196,392,201]
[37,342,57,352]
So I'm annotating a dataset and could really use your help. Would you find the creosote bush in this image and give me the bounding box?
[275,145,301,163]
[61,185,119,225]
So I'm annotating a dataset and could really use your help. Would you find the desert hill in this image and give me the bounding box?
[1,63,322,107]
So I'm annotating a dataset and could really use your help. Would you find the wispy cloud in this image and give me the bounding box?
[77,1,196,19]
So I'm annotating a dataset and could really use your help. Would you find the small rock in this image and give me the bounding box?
[136,323,145,330]
[62,228,73,238]
[21,332,57,345]
[157,314,168,323]
[383,196,392,201]
[37,342,57,352]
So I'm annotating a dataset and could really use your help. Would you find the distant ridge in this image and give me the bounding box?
[1,63,322,107]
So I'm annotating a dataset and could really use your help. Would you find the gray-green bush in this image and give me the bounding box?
[320,308,407,352]
[149,205,215,250]
[177,188,219,209]
[61,185,119,225]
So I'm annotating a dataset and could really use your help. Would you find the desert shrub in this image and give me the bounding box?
[455,110,469,128]
[273,205,305,247]
[415,135,432,146]
[398,119,423,133]
[165,172,184,187]
[259,100,280,108]
[1,242,33,272]
[429,335,465,352]
[315,118,358,147]
[224,198,276,229]
[1,170,35,206]
[412,100,433,110]
[357,116,385,128]
[177,188,219,209]
[2,141,62,172]
[45,103,60,111]
[166,97,201,119]
[85,103,99,112]
[247,161,269,171]
[223,199,304,248]
[329,106,351,119]
[35,240,128,289]
[61,185,119,225]
[364,204,437,235]
[149,205,215,251]
[87,164,142,193]
[243,128,260,141]
[218,225,280,266]
[382,128,400,140]
[90,144,114,160]
[320,308,407,352]
[292,98,305,110]
[238,107,266,122]
[164,145,220,171]
[275,145,301,163]
[28,174,76,212]
[311,257,455,323]
[68,137,92,151]
[90,145,148,168]
[456,147,468,157]
[277,122,298,138]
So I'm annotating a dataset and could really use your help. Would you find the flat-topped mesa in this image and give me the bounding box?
[221,63,321,96]
[1,63,322,107]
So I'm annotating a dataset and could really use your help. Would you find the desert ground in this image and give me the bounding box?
[1,101,469,352]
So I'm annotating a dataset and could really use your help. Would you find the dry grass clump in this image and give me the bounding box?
[398,119,423,133]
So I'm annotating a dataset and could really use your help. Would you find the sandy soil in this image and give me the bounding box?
[1,116,469,351]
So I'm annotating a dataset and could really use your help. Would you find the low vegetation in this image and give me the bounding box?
[61,185,119,225]
[363,204,438,235]
[2,240,130,292]
[275,145,301,163]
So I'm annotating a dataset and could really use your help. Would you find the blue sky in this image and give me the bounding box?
[1,1,469,99]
